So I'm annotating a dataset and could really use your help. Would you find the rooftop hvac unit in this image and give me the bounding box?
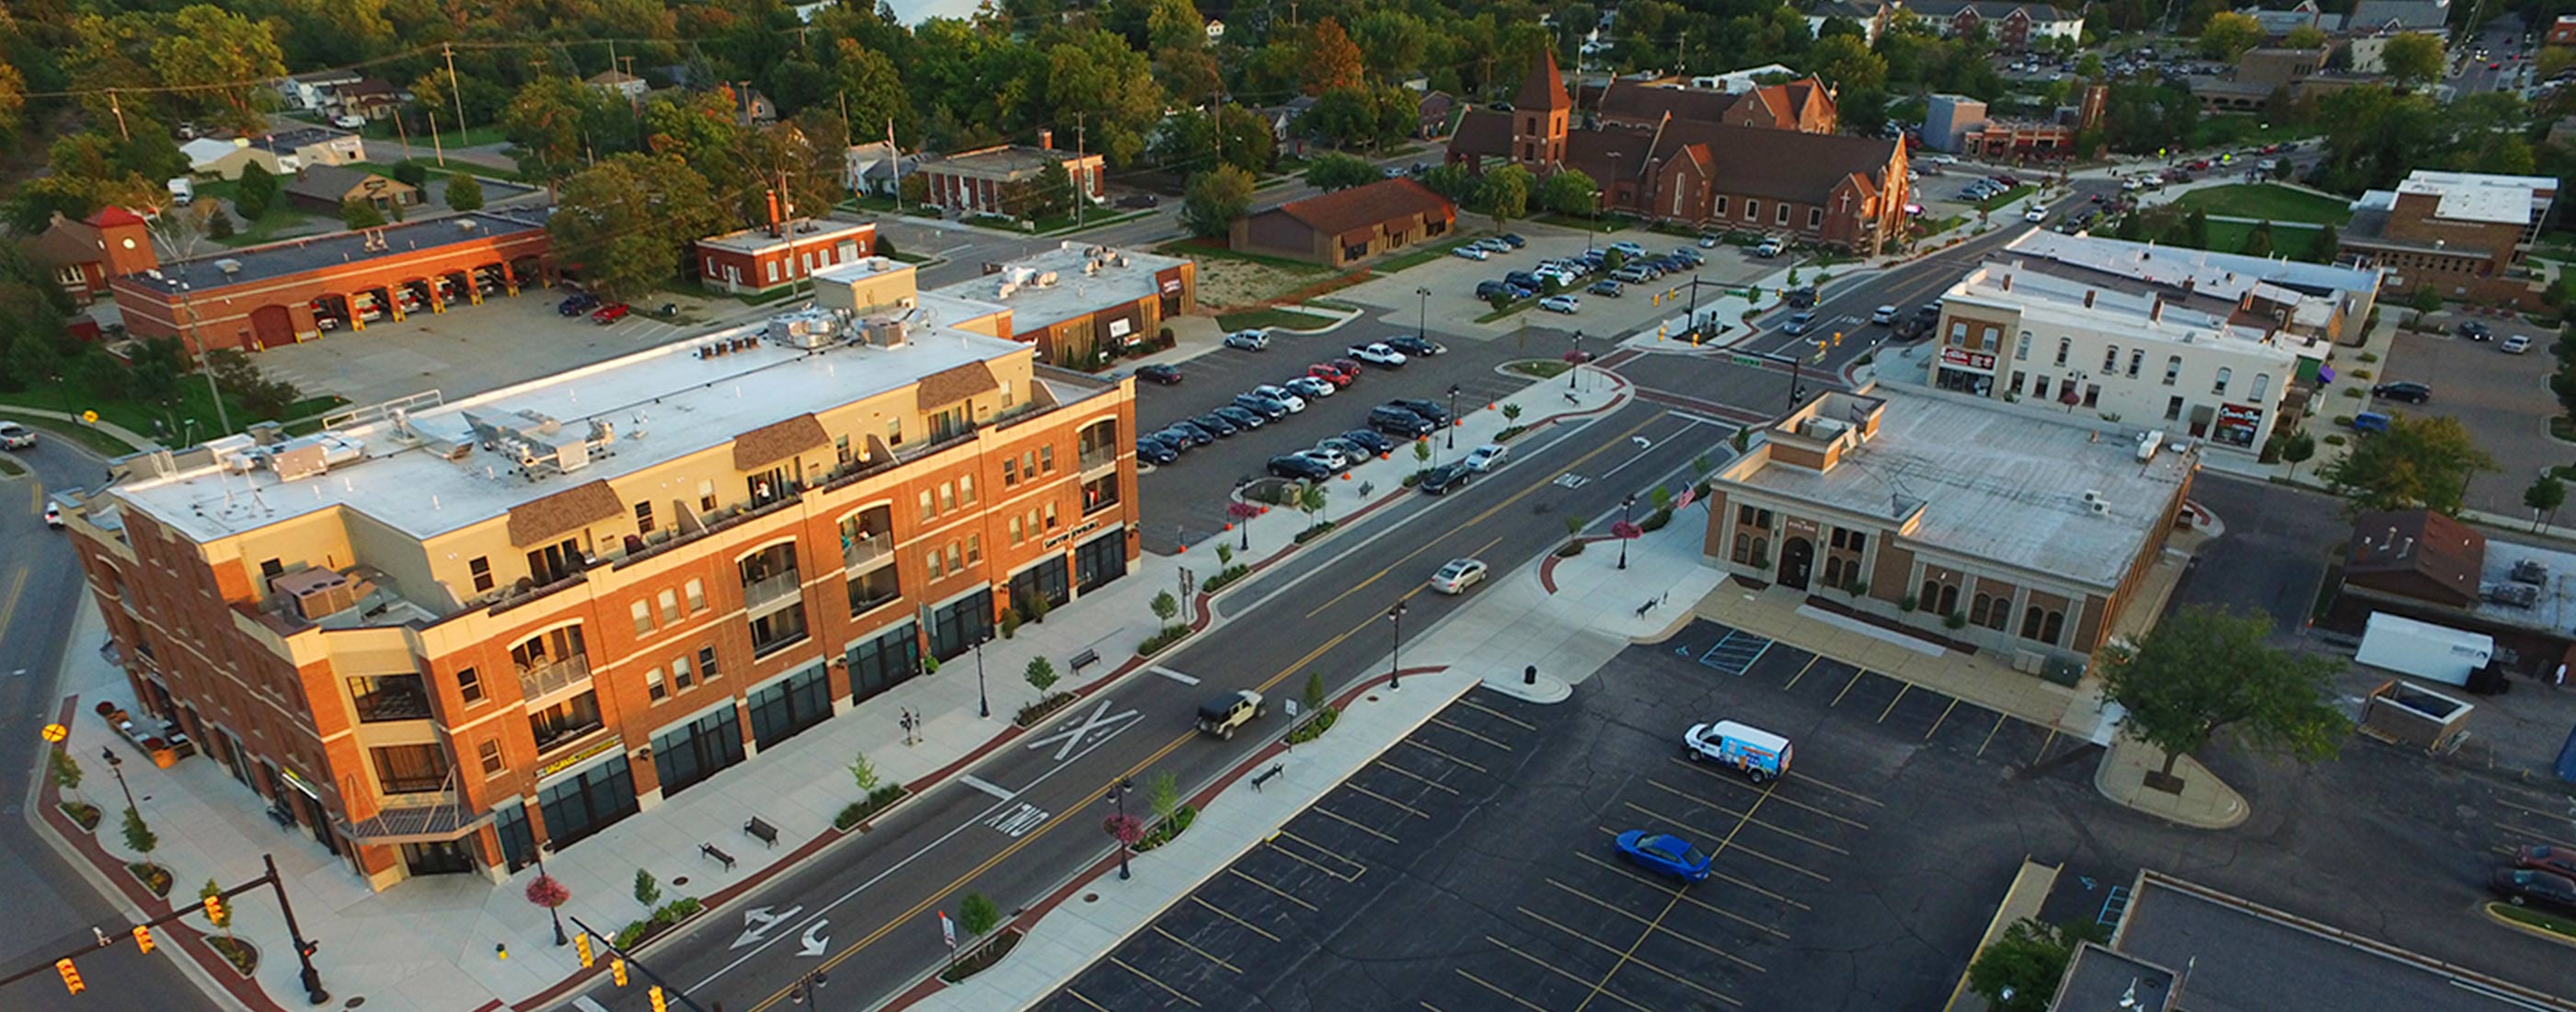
[215,259,244,275]
[861,316,913,349]
[2510,559,2548,586]
[2481,583,2540,609]
[2087,500,2110,515]
[995,281,1018,299]
[2081,489,2104,505]
[271,568,370,622]
[2135,429,2164,462]
[1799,416,1847,441]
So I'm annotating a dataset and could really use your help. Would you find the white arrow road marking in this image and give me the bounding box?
[959,775,1015,800]
[1022,699,1141,762]
[730,904,805,950]
[798,920,830,958]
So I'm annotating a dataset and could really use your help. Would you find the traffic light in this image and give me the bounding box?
[56,959,83,995]
[132,926,155,954]
[610,958,628,987]
[1833,330,1845,347]
[575,934,594,969]
[649,985,668,1012]
[203,894,224,924]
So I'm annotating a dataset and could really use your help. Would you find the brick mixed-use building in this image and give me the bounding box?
[1228,178,1458,268]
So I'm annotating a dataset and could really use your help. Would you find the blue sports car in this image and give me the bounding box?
[1616,830,1712,883]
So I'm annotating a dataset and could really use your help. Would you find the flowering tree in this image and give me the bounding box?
[525,875,571,910]
[1102,813,1144,849]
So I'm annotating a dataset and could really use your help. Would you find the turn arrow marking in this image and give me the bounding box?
[730,904,805,950]
[799,919,831,958]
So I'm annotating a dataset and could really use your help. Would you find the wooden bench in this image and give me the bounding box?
[699,843,736,870]
[1251,763,1285,791]
[744,817,780,848]
[1069,648,1101,672]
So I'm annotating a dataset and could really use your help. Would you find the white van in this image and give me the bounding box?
[167,177,195,206]
[1682,720,1792,783]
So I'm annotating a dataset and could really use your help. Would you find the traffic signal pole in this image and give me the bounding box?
[569,915,716,1012]
[0,855,325,1002]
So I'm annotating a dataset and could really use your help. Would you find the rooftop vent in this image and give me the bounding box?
[215,259,243,275]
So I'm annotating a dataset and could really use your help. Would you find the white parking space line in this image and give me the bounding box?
[1150,665,1202,685]
[959,775,1017,800]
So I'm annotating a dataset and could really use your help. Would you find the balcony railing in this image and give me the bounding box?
[515,655,592,701]
[842,532,893,569]
[351,685,432,723]
[379,773,452,795]
[742,569,803,611]
[530,717,606,756]
[1079,443,1118,474]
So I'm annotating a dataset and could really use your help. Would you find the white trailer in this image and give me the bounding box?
[2354,613,2493,687]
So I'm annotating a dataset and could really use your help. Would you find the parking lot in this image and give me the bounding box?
[254,282,755,407]
[1129,323,1540,554]
[1033,617,2576,1010]
[2373,320,2564,516]
[1334,224,1777,342]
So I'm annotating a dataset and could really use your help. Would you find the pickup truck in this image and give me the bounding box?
[1195,690,1266,741]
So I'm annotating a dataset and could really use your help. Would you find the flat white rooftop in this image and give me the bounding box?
[1951,263,2294,356]
[118,321,1048,545]
[2472,539,2576,635]
[929,242,1187,332]
[1735,391,2193,588]
[697,218,876,256]
[2003,230,2379,301]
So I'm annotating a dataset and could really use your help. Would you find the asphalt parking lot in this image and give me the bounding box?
[1130,322,1540,554]
[1033,617,2576,1011]
[1032,620,2090,1012]
[2374,321,2564,516]
[2168,473,2342,637]
[254,282,742,407]
[1336,224,1776,342]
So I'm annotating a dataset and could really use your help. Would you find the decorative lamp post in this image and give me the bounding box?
[1106,778,1139,880]
[1616,493,1640,570]
[974,632,992,719]
[1415,286,1432,341]
[1445,385,1462,450]
[100,747,136,812]
[525,848,569,947]
[1386,602,1409,690]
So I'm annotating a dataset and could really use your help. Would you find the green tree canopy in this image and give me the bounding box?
[547,153,726,302]
[2099,605,2350,778]
[1536,168,1601,217]
[1969,919,2105,1012]
[1302,17,1365,95]
[446,172,485,212]
[1181,165,1254,238]
[2197,11,2264,61]
[1303,153,1380,191]
[2317,412,2496,516]
[1478,163,1531,230]
[148,6,285,133]
[2379,33,2444,87]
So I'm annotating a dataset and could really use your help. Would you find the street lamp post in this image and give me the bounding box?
[1415,286,1431,341]
[1445,385,1461,450]
[974,633,991,719]
[791,968,830,1006]
[532,845,569,947]
[1588,190,1603,253]
[100,747,136,812]
[1110,777,1135,880]
[1386,602,1408,690]
[1617,494,1639,569]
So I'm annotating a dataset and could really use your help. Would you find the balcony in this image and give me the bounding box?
[847,567,901,617]
[350,675,432,724]
[1078,443,1118,475]
[742,569,803,612]
[842,532,893,570]
[530,714,607,755]
[516,655,593,702]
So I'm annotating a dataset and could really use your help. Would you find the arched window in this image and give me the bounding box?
[2021,605,2045,639]
[2041,610,2065,643]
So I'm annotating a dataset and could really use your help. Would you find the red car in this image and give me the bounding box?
[1308,362,1354,387]
[591,303,630,325]
[2519,845,2576,881]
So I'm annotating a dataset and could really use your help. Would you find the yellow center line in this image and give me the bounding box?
[1492,936,1660,1012]
[1456,698,1540,731]
[1343,782,1432,820]
[1371,759,1462,795]
[1923,698,1961,741]
[1456,967,1556,1012]
[27,480,40,513]
[1518,906,1748,1004]
[1876,684,1912,723]
[0,567,29,644]
[1189,895,1281,942]
[1304,415,1662,618]
[1151,925,1242,973]
[1428,718,1514,752]
[1109,955,1202,1006]
[1780,654,1822,690]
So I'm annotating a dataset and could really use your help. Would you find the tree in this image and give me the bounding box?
[957,892,1000,938]
[2197,12,2263,61]
[1180,166,1253,238]
[1298,481,1328,529]
[1024,655,1060,695]
[633,868,662,912]
[2380,33,2444,87]
[392,161,430,188]
[1536,168,1600,217]
[341,198,385,230]
[2278,428,2315,480]
[1303,18,1365,95]
[1807,34,1888,92]
[2528,475,2567,532]
[1042,29,1164,166]
[2099,605,2349,779]
[548,154,726,302]
[2240,219,2274,259]
[2283,25,2329,49]
[50,748,83,804]
[1420,163,1476,201]
[200,879,233,937]
[2317,413,2495,515]
[235,163,277,221]
[1480,163,1531,232]
[2307,224,2338,263]
[1303,153,1380,191]
[848,753,880,794]
[1150,590,1179,624]
[446,172,486,213]
[121,805,158,859]
[506,76,609,186]
[1146,771,1181,822]
[1304,671,1328,714]
[834,40,918,149]
[2184,208,2209,248]
[1968,919,2102,1012]
[149,6,287,132]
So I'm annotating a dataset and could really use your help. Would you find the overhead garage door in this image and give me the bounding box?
[248,305,296,350]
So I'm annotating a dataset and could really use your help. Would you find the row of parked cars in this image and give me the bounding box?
[1959,172,2025,204]
[1470,241,1708,309]
[1133,333,1452,477]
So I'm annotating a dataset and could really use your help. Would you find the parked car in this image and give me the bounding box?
[1417,462,1474,495]
[1590,280,1624,297]
[1613,266,1650,283]
[1266,454,1333,481]
[1384,335,1444,357]
[1284,375,1336,399]
[2502,335,2532,354]
[1754,237,1785,258]
[1452,245,1490,261]
[1429,558,1489,594]
[1299,444,1350,471]
[1135,363,1183,385]
[1391,398,1451,425]
[1476,280,1509,300]
[1233,393,1291,420]
[1136,438,1179,465]
[1614,830,1712,883]
[1224,329,1271,351]
[1499,233,1526,248]
[1251,384,1307,412]
[1316,437,1370,465]
[43,501,63,529]
[1340,429,1395,455]
[1114,192,1161,209]
[1154,427,1200,452]
[1194,689,1265,740]
[2023,205,2047,222]
[2517,845,2576,881]
[1367,406,1436,438]
[0,421,34,450]
[1331,357,1367,378]
[2371,381,2432,404]
[1347,343,1409,366]
[1782,311,1818,335]
[2349,411,2391,434]
[1505,270,1540,288]
[1539,294,1581,314]
[558,293,601,316]
[1609,240,1648,258]
[1871,305,1897,325]
[1172,420,1218,445]
[1698,233,1720,248]
[1192,412,1239,436]
[1214,405,1268,430]
[1309,362,1355,386]
[2492,868,2576,914]
[591,303,630,324]
[2455,320,2494,340]
[1463,443,1508,472]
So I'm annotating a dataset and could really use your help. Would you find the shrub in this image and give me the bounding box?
[1150,590,1179,624]
[1293,521,1336,543]
[1304,671,1328,713]
[1138,624,1194,656]
[1639,507,1673,532]
[445,172,485,211]
[1901,594,1919,613]
[850,754,880,794]
[999,609,1020,638]
[958,893,1001,937]
[634,869,661,911]
[1014,692,1076,726]
[2357,351,2379,363]
[1024,593,1051,624]
[60,801,100,831]
[2324,433,2347,445]
[1286,707,1340,744]
[1024,655,1060,695]
[1556,540,1585,557]
[1202,563,1252,592]
[392,160,430,187]
[1945,611,1969,629]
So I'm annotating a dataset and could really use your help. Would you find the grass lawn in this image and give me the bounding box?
[1156,238,1333,273]
[2201,219,2329,259]
[1977,184,2037,213]
[2490,902,2576,941]
[2171,183,2351,224]
[1503,359,1572,379]
[0,410,140,456]
[1215,307,1338,331]
[1374,236,1478,273]
[357,118,509,148]
[0,365,345,448]
[1535,213,1630,233]
[1039,209,1155,236]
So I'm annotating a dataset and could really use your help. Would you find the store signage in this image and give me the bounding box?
[1108,318,1133,339]
[277,765,321,799]
[1159,276,1183,294]
[1042,518,1103,550]
[1940,348,1995,371]
[536,737,619,781]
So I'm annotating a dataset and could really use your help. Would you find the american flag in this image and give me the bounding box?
[1673,485,1696,511]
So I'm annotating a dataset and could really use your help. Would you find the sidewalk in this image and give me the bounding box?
[28,356,1642,1012]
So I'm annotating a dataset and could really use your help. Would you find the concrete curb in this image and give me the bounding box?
[2480,902,2576,951]
[2088,739,2250,831]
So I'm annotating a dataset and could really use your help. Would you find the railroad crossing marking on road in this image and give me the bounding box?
[985,802,1049,838]
[1024,698,1142,762]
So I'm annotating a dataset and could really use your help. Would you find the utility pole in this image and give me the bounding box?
[107,89,130,140]
[1075,111,1087,228]
[443,44,468,149]
[888,116,903,213]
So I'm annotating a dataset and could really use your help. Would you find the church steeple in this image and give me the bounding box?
[1511,50,1570,167]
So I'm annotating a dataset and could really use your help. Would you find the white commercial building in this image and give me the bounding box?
[1927,260,2300,454]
